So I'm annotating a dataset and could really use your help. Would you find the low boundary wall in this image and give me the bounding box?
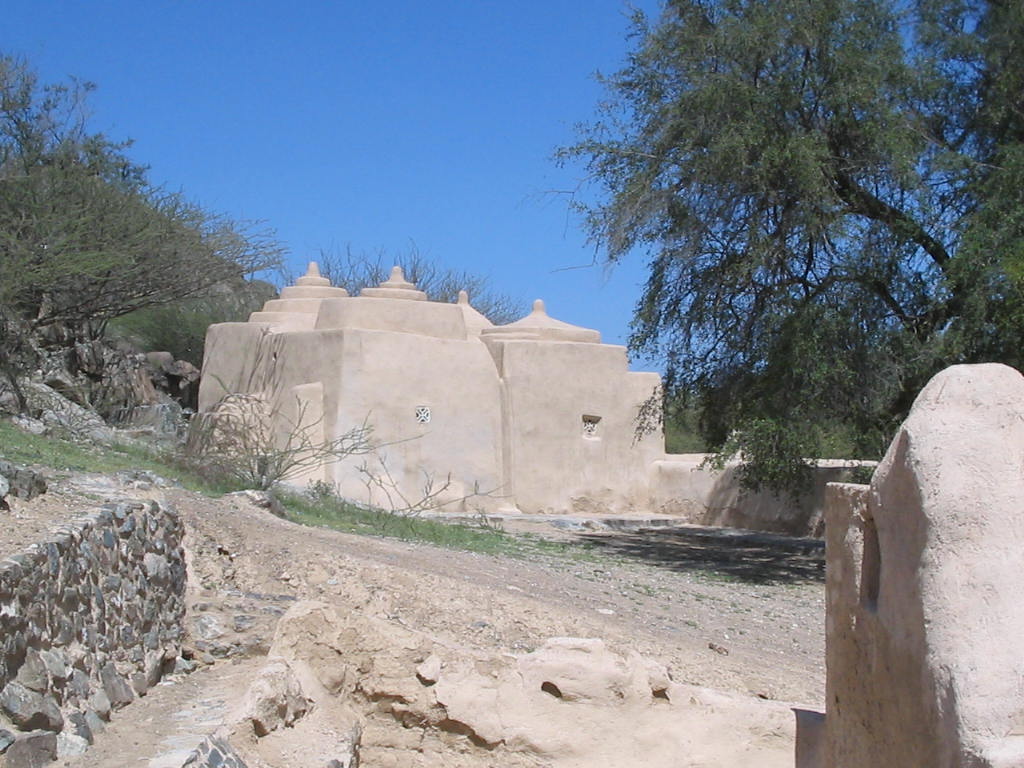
[0,500,185,764]
[650,456,875,537]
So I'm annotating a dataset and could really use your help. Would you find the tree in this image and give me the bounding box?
[560,0,1024,492]
[0,54,283,403]
[109,278,278,367]
[312,244,524,325]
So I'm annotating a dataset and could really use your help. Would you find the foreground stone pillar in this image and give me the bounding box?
[819,364,1024,767]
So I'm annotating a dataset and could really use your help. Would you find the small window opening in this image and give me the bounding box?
[540,681,563,698]
[414,406,431,424]
[582,414,601,437]
[860,514,881,612]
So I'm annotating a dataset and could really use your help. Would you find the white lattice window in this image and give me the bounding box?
[582,414,601,437]
[415,406,431,424]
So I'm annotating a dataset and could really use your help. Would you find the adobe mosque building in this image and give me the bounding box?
[197,263,856,527]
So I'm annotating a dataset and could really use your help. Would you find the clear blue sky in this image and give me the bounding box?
[5,0,662,364]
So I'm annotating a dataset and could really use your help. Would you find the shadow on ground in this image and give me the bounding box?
[574,526,825,585]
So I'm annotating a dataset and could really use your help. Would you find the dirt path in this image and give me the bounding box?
[172,489,825,706]
[58,659,263,768]
[7,475,826,766]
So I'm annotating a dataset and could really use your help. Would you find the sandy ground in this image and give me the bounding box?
[7,472,826,766]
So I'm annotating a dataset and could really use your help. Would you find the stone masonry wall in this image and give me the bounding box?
[0,500,185,764]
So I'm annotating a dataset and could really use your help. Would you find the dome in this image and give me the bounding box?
[480,299,601,343]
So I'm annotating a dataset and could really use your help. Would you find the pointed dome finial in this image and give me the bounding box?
[359,264,427,300]
[532,299,547,315]
[295,260,331,287]
[458,290,469,305]
[376,265,416,289]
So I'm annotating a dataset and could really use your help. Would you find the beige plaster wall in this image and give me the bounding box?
[315,296,467,339]
[651,457,872,538]
[328,328,505,512]
[817,363,1024,767]
[493,339,662,515]
[198,322,276,410]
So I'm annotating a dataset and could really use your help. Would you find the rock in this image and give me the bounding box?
[238,659,310,737]
[88,686,111,721]
[130,672,148,697]
[172,656,197,675]
[142,553,170,583]
[182,735,250,768]
[0,474,9,510]
[16,651,49,692]
[10,415,46,435]
[99,663,134,709]
[416,654,442,686]
[227,490,286,519]
[4,730,57,767]
[145,351,175,371]
[144,651,164,688]
[83,710,105,736]
[326,722,362,768]
[67,670,91,700]
[114,469,176,489]
[24,378,115,444]
[56,731,89,758]
[194,615,225,641]
[65,712,93,744]
[0,728,14,753]
[145,352,201,410]
[38,650,70,684]
[0,460,47,501]
[0,682,63,731]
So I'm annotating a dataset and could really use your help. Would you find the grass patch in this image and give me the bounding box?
[280,490,607,561]
[0,419,240,494]
[0,418,606,561]
[282,491,537,556]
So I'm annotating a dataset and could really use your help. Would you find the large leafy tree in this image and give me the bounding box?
[0,55,283,401]
[561,0,1024,491]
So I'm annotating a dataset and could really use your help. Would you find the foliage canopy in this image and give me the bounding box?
[561,0,1024,491]
[0,54,283,397]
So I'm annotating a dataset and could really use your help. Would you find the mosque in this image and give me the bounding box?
[196,263,851,529]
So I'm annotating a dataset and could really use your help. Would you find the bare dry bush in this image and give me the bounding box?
[187,393,371,491]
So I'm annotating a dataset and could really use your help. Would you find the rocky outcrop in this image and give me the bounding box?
[215,600,794,768]
[0,500,186,763]
[0,459,47,505]
[0,339,201,445]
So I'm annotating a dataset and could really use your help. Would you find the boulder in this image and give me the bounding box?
[3,730,57,768]
[239,658,310,737]
[227,490,286,519]
[56,731,89,758]
[0,682,63,731]
[15,651,49,692]
[0,460,47,501]
[98,664,134,709]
